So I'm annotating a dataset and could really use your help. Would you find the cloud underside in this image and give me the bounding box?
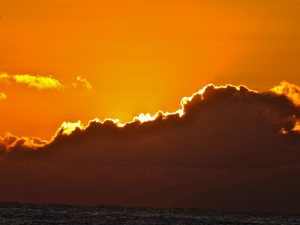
[1,82,300,212]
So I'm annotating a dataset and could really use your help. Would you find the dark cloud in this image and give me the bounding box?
[1,83,300,213]
[0,134,47,154]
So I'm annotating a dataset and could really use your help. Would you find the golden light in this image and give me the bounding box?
[60,121,84,135]
[293,121,300,132]
[271,81,300,106]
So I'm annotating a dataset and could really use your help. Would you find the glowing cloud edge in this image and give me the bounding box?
[56,84,256,136]
[1,82,300,152]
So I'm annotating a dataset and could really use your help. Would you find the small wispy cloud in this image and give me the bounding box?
[0,73,93,91]
[0,73,63,90]
[13,74,63,90]
[72,75,92,90]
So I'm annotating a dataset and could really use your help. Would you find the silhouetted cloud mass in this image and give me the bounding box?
[1,82,300,213]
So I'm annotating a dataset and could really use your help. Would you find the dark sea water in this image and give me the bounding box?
[0,203,299,225]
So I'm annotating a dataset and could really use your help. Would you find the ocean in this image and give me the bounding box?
[0,203,299,225]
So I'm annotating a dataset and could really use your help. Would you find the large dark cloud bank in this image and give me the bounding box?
[1,84,300,213]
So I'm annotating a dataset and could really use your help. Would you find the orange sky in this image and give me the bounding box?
[1,0,300,139]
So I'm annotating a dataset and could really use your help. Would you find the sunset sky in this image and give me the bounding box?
[1,0,300,139]
[1,0,300,213]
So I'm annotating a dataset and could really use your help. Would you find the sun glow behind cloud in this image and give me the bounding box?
[59,121,85,135]
[1,0,299,140]
[0,81,299,152]
[55,84,219,137]
[271,81,300,106]
[16,82,300,145]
